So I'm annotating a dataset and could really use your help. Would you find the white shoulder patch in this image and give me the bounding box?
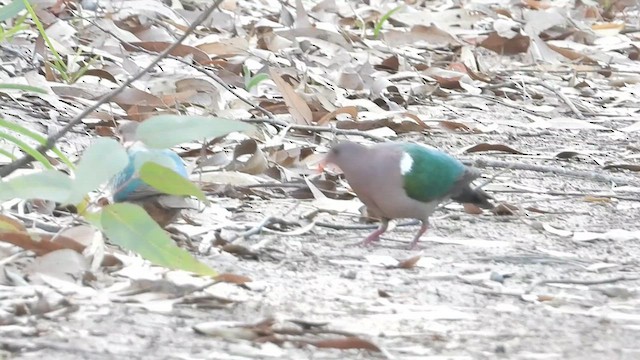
[399,152,413,175]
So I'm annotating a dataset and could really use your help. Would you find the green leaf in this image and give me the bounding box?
[135,115,254,148]
[0,170,72,203]
[0,0,25,22]
[98,203,216,276]
[374,6,403,39]
[246,73,269,91]
[139,162,208,203]
[70,138,129,204]
[0,118,74,170]
[22,0,69,83]
[0,84,48,94]
[0,132,53,169]
[0,148,17,161]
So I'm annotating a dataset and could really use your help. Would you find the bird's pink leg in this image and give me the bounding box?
[361,219,389,246]
[409,222,429,250]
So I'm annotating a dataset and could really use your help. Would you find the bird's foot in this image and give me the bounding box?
[408,222,429,250]
[360,234,380,246]
[408,240,421,250]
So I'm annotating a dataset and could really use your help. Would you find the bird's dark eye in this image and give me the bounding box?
[331,148,340,156]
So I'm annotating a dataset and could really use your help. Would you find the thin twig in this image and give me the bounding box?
[240,118,388,142]
[534,81,585,119]
[467,158,639,186]
[227,216,277,242]
[527,275,640,293]
[443,94,554,119]
[316,220,420,230]
[0,2,224,177]
[488,188,640,202]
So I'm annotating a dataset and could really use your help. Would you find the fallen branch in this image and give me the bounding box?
[0,1,224,178]
[534,81,585,119]
[240,118,388,142]
[446,94,553,119]
[488,188,640,202]
[527,275,640,293]
[468,158,639,186]
[316,220,419,230]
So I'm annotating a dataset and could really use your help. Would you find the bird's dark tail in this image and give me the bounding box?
[451,185,494,209]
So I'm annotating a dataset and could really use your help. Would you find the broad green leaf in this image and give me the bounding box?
[0,170,72,203]
[70,138,129,204]
[99,203,216,276]
[0,0,25,22]
[139,162,208,203]
[0,84,48,94]
[136,115,253,148]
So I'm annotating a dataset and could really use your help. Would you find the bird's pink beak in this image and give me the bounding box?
[317,158,328,173]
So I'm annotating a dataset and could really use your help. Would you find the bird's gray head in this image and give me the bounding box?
[118,121,140,144]
[321,141,369,171]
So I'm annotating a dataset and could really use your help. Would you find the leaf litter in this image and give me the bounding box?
[1,0,640,358]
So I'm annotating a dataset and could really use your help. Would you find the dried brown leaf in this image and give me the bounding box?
[385,25,461,47]
[463,203,484,215]
[81,69,118,84]
[583,196,612,203]
[546,43,597,64]
[522,0,552,9]
[125,42,210,64]
[493,203,517,216]
[396,255,421,269]
[377,55,399,72]
[537,295,555,302]
[220,244,259,259]
[439,120,478,133]
[269,68,313,125]
[112,88,166,107]
[591,22,625,36]
[316,106,358,125]
[311,337,381,352]
[0,230,120,266]
[463,143,526,155]
[228,139,268,175]
[555,151,588,159]
[196,37,250,56]
[603,164,640,172]
[215,273,252,284]
[480,32,530,55]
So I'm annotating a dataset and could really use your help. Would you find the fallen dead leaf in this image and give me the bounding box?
[215,273,252,285]
[269,67,313,125]
[395,255,421,269]
[463,203,484,215]
[603,164,640,172]
[463,143,526,155]
[480,32,530,55]
[311,336,381,352]
[439,120,479,133]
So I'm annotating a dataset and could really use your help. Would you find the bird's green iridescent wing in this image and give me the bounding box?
[401,143,466,202]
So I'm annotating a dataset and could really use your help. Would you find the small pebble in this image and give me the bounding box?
[490,271,504,283]
[341,270,357,280]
